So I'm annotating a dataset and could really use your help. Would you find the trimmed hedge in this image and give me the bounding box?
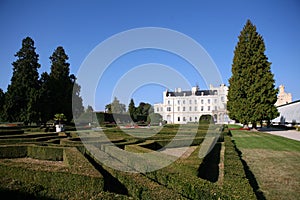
[0,146,107,200]
[222,135,256,199]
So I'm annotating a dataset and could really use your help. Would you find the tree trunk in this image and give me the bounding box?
[252,122,257,130]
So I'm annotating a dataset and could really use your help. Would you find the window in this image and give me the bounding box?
[194,99,197,104]
[194,106,197,111]
[183,107,186,111]
[177,100,180,105]
[195,117,198,121]
[214,99,217,104]
[189,106,192,111]
[183,100,185,104]
[189,117,192,121]
[201,106,204,111]
[201,99,204,104]
[215,106,217,111]
[160,107,163,112]
[221,96,225,102]
[167,107,171,111]
[178,117,180,122]
[168,100,170,105]
[208,99,211,104]
[156,108,159,112]
[183,117,186,121]
[189,100,192,104]
[208,106,210,111]
[177,106,180,111]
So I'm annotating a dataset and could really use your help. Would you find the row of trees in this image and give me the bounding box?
[227,20,279,128]
[0,37,84,124]
[105,97,154,121]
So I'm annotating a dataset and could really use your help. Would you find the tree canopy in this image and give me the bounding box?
[227,20,278,128]
[2,37,41,124]
[1,38,84,124]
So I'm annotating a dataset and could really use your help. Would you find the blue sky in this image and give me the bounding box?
[0,0,299,111]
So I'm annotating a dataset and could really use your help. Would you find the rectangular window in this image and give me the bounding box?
[177,100,180,105]
[201,106,204,111]
[167,107,171,111]
[178,117,180,122]
[201,99,204,104]
[183,107,185,111]
[189,117,192,121]
[215,106,217,111]
[189,100,192,104]
[183,100,185,104]
[156,108,159,112]
[177,106,180,111]
[189,106,192,111]
[208,99,211,104]
[195,117,198,121]
[168,100,170,105]
[214,99,217,104]
[208,106,210,111]
[183,117,186,121]
[160,107,163,112]
[194,99,197,104]
[194,106,197,111]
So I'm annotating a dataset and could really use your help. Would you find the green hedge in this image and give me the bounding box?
[222,135,256,199]
[0,145,27,158]
[0,146,106,199]
[27,145,64,161]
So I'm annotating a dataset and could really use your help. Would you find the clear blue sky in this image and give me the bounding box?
[1,0,299,111]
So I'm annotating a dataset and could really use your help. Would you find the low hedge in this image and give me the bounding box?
[222,135,256,199]
[85,145,185,199]
[0,146,106,200]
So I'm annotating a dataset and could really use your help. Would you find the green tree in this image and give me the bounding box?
[147,113,162,125]
[0,89,4,121]
[47,46,83,122]
[3,37,41,124]
[136,102,152,116]
[128,98,136,121]
[227,20,278,128]
[105,97,126,114]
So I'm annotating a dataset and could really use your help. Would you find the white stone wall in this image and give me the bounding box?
[272,101,300,124]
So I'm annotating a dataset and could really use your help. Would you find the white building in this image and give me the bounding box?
[273,100,300,125]
[154,84,230,124]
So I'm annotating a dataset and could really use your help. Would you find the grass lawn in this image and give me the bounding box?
[230,128,300,200]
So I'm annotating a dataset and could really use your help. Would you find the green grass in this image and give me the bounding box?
[231,129,300,200]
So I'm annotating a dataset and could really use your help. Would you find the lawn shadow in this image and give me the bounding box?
[232,139,266,200]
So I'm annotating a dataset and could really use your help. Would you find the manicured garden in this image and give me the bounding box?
[0,123,271,199]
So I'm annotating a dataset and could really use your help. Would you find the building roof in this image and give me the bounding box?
[166,90,218,97]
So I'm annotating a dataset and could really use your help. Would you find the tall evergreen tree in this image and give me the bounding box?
[227,20,278,128]
[3,37,41,124]
[128,98,136,120]
[0,89,4,121]
[48,46,83,122]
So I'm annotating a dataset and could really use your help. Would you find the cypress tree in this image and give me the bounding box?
[227,20,278,128]
[3,37,41,124]
[128,98,136,121]
[48,46,82,122]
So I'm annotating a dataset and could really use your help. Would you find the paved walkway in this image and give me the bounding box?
[259,127,300,142]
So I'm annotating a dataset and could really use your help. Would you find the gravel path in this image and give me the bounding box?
[259,128,300,141]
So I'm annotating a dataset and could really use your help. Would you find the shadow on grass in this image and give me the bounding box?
[85,153,129,195]
[232,139,267,200]
[198,142,221,183]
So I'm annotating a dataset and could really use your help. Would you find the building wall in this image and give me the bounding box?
[272,100,300,125]
[154,84,230,124]
[275,85,292,106]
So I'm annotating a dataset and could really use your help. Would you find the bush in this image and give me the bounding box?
[199,115,214,124]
